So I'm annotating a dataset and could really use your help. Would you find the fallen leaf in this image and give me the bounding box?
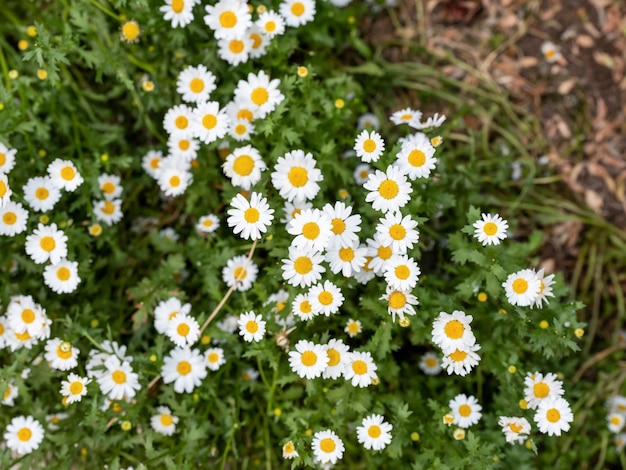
[594,51,615,69]
[584,189,604,213]
[576,34,595,47]
[518,56,538,68]
[558,78,577,94]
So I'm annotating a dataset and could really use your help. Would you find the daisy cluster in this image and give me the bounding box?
[606,396,626,451]
[502,268,555,308]
[431,310,480,376]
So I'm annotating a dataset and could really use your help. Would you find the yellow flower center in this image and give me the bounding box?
[235,124,247,135]
[326,348,339,367]
[17,427,32,442]
[102,182,115,194]
[3,386,11,399]
[363,139,377,153]
[229,40,244,53]
[169,176,181,188]
[56,267,71,281]
[320,437,335,453]
[265,21,276,33]
[331,218,345,234]
[339,247,354,262]
[299,300,312,314]
[233,267,247,280]
[15,331,31,341]
[301,350,317,366]
[444,320,464,339]
[0,181,6,197]
[3,211,16,225]
[39,235,57,252]
[509,422,523,433]
[458,404,472,417]
[102,201,116,215]
[172,0,184,13]
[219,11,237,28]
[208,353,219,363]
[533,382,550,398]
[388,291,406,309]
[250,33,262,49]
[483,222,497,236]
[61,166,75,181]
[288,166,308,187]
[347,322,360,334]
[33,186,48,201]
[202,114,217,130]
[122,21,140,41]
[178,139,190,151]
[246,320,259,333]
[150,158,160,169]
[378,245,392,260]
[425,357,437,368]
[160,414,174,426]
[368,425,381,438]
[291,2,305,16]
[177,361,191,375]
[189,78,204,93]
[244,207,260,223]
[318,291,333,305]
[401,113,412,121]
[284,442,294,453]
[176,323,190,336]
[112,370,126,384]
[546,408,561,423]
[250,88,269,106]
[378,179,399,199]
[408,149,426,167]
[449,349,467,362]
[202,219,214,228]
[0,153,5,165]
[389,223,406,240]
[21,308,36,323]
[302,221,319,240]
[394,265,410,280]
[352,359,367,375]
[512,278,528,294]
[175,116,188,130]
[69,381,84,395]
[233,155,254,176]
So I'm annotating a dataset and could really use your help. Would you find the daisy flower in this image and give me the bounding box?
[97,355,141,400]
[47,158,83,191]
[531,268,556,309]
[167,135,200,162]
[203,0,252,40]
[2,382,18,406]
[257,10,285,38]
[25,223,68,265]
[292,293,315,321]
[22,176,61,212]
[344,351,377,387]
[196,214,220,234]
[365,234,398,275]
[142,150,164,178]
[218,36,253,66]
[205,347,226,371]
[390,108,422,127]
[4,415,44,455]
[192,101,230,144]
[154,297,192,334]
[323,339,350,380]
[280,0,316,28]
[222,145,266,190]
[308,280,344,316]
[157,161,193,197]
[381,286,418,322]
[502,269,541,307]
[608,413,625,433]
[161,347,207,393]
[345,318,362,337]
[534,396,573,436]
[383,254,420,291]
[176,64,216,104]
[431,310,476,355]
[163,104,194,137]
[282,440,299,459]
[281,199,313,225]
[617,433,626,451]
[160,0,195,28]
[523,371,564,410]
[354,163,373,185]
[325,241,367,277]
[222,254,259,291]
[322,201,362,248]
[418,352,442,375]
[247,25,270,59]
[357,112,380,130]
[166,313,200,347]
[93,199,123,226]
[312,430,344,465]
[151,406,179,436]
[43,259,81,294]
[45,338,79,371]
[541,41,562,63]
[498,416,531,444]
[356,414,393,451]
[449,394,482,428]
[0,173,10,207]
[287,208,333,252]
[354,129,385,163]
[241,368,259,382]
[473,213,508,246]
[234,70,284,119]
[375,211,419,254]
[271,150,323,202]
[453,428,466,440]
[97,174,123,200]
[238,311,266,342]
[227,192,274,240]
[442,343,481,376]
[395,133,437,179]
[229,117,255,141]
[0,201,28,236]
[6,295,47,338]
[364,166,412,213]
[0,142,17,173]
[289,339,327,379]
[281,246,325,288]
[60,373,90,404]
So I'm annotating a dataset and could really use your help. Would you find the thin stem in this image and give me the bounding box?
[88,0,121,21]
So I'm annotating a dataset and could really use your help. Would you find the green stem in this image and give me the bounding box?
[88,0,121,21]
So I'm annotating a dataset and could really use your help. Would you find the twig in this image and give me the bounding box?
[573,343,626,383]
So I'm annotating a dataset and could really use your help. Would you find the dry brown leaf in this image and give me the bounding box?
[584,189,604,213]
[583,21,602,38]
[555,115,572,138]
[587,0,612,8]
[518,56,538,68]
[539,258,556,273]
[558,78,578,94]
[499,14,519,29]
[587,162,617,193]
[594,51,615,69]
[576,34,595,48]
[568,162,587,193]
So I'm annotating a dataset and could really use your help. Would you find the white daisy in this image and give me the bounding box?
[238,311,266,342]
[473,213,508,246]
[142,150,164,178]
[390,108,422,127]
[395,133,437,179]
[217,36,253,66]
[222,145,266,190]
[0,173,10,207]
[247,25,270,59]
[156,161,193,197]
[322,201,362,248]
[97,174,123,200]
[608,413,625,433]
[344,351,377,388]
[166,312,200,347]
[93,199,123,226]
[97,355,141,400]
[363,166,412,213]
[356,414,393,451]
[4,415,45,455]
[288,339,327,379]
[441,343,481,376]
[498,416,531,444]
[354,129,385,163]
[281,199,313,225]
[196,214,220,234]
[271,150,323,202]
[176,64,216,104]
[449,394,482,428]
[532,268,556,309]
[163,104,194,137]
[222,254,259,291]
[47,159,83,191]
[24,223,68,265]
[365,234,398,275]
[162,347,207,393]
[160,0,195,28]
[227,192,274,240]
[353,255,376,284]
[6,295,46,338]
[60,373,91,404]
[151,405,179,436]
[2,382,18,406]
[281,246,325,288]
[280,0,316,28]
[192,101,230,144]
[22,176,61,212]
[167,135,200,162]
[325,241,367,277]
[203,0,252,40]
[234,70,285,119]
[229,117,255,141]
[375,211,419,254]
[282,440,299,459]
[381,286,418,322]
[44,338,79,371]
[322,338,350,380]
[0,142,17,173]
[534,396,573,436]
[411,113,447,130]
[154,297,192,334]
[345,318,362,337]
[523,371,564,410]
[353,163,373,185]
[502,269,541,307]
[0,200,28,236]
[292,293,315,321]
[418,352,442,375]
[287,208,333,252]
[205,347,226,371]
[541,41,562,63]
[308,280,344,316]
[357,112,380,130]
[257,10,285,38]
[617,433,626,451]
[43,259,81,294]
[431,310,476,355]
[383,254,420,291]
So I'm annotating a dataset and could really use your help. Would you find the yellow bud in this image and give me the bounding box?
[498,308,507,315]
[519,399,528,410]
[149,354,157,362]
[8,70,19,80]
[410,432,420,441]
[142,80,155,92]
[273,408,281,417]
[101,153,109,162]
[335,99,345,109]
[39,215,49,224]
[81,447,88,457]
[399,317,411,328]
[539,320,549,329]
[201,335,211,345]
[37,69,48,80]
[120,420,132,431]
[26,26,37,37]
[477,292,487,302]
[18,40,28,51]
[305,429,312,436]
[297,66,308,78]
[574,328,584,338]
[90,319,99,328]
[508,365,517,374]
[38,149,47,157]
[348,16,356,24]
[89,224,103,236]
[525,439,533,449]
